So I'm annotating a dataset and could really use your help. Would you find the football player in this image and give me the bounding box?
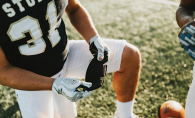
[0,0,140,118]
[176,0,195,117]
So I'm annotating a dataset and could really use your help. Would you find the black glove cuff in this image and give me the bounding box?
[89,42,98,55]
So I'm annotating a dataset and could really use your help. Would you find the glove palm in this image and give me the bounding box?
[52,77,93,102]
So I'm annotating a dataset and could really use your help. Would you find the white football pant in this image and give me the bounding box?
[185,62,195,118]
[15,39,126,118]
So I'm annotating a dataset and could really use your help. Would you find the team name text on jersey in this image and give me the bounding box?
[2,0,43,17]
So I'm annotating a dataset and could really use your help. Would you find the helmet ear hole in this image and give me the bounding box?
[157,105,161,118]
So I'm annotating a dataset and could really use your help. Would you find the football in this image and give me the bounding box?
[157,100,185,118]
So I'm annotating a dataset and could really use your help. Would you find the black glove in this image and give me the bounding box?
[84,42,109,91]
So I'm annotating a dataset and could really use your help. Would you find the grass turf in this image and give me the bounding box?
[0,0,193,117]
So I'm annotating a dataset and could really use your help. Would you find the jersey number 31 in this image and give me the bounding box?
[7,1,61,55]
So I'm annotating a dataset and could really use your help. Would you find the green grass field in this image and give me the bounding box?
[0,0,193,118]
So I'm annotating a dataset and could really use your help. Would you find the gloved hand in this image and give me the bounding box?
[52,77,93,102]
[89,36,111,61]
[179,21,195,60]
[85,36,110,91]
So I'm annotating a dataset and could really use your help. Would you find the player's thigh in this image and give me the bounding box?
[63,39,126,79]
[51,70,77,118]
[185,62,195,118]
[52,92,77,118]
[15,90,53,118]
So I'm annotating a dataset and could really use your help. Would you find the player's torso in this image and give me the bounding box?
[0,0,69,76]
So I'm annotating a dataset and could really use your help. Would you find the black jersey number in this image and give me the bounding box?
[7,1,61,55]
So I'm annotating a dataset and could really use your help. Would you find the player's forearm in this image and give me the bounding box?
[0,65,54,91]
[176,6,195,28]
[66,4,98,43]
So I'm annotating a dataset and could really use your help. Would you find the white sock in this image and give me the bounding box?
[115,99,134,118]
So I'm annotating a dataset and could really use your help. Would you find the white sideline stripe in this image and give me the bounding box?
[144,0,179,6]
